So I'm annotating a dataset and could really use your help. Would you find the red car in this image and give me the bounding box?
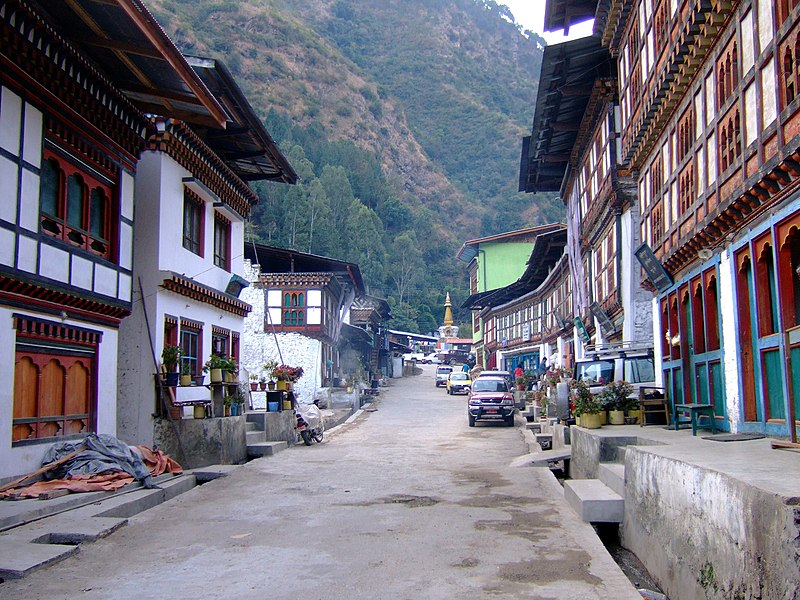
[467,376,515,427]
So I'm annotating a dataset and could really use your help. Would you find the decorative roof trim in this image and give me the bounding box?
[146,118,257,216]
[161,272,251,317]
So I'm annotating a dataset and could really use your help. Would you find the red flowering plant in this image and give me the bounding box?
[272,365,304,382]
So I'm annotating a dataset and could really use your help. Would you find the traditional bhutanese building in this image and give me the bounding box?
[0,0,241,480]
[241,244,365,401]
[458,224,566,368]
[474,226,572,373]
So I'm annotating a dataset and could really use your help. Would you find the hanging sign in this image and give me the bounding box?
[574,317,591,343]
[634,243,674,293]
[590,301,617,336]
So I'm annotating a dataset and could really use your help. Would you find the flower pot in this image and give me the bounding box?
[224,405,231,417]
[582,412,602,429]
[282,399,292,411]
[609,409,625,425]
[250,382,259,391]
[599,410,608,425]
[231,403,240,417]
[276,380,287,391]
[164,372,180,387]
[225,371,235,384]
[626,409,641,424]
[168,406,182,420]
[267,401,279,412]
[575,415,581,427]
[259,382,266,391]
[210,368,223,383]
[193,405,206,419]
[286,381,293,391]
[180,374,192,387]
[193,375,205,386]
[267,381,276,390]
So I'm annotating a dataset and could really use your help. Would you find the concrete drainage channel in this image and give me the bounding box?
[0,466,237,582]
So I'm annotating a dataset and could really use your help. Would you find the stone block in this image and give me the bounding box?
[247,441,288,458]
[564,479,624,523]
[598,463,626,498]
[0,539,78,579]
[154,416,247,469]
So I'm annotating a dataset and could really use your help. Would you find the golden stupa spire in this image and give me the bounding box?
[443,292,454,326]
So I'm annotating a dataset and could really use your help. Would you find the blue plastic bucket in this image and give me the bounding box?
[267,401,279,412]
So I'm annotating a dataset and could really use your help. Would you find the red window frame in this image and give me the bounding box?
[214,212,231,271]
[183,188,204,257]
[39,150,114,261]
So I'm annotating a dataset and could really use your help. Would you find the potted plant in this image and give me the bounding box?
[203,354,227,383]
[249,373,259,391]
[263,360,278,389]
[571,380,603,429]
[223,394,235,417]
[622,390,641,424]
[599,380,634,425]
[223,356,238,383]
[161,344,182,386]
[259,376,267,391]
[180,361,193,387]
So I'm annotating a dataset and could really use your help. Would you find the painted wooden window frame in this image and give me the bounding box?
[213,212,231,271]
[182,187,204,257]
[39,150,114,261]
[12,316,100,444]
[180,319,203,377]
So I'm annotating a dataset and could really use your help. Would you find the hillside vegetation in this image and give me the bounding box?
[148,0,562,332]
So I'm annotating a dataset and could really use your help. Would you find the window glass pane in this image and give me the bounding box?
[67,174,84,229]
[40,159,59,216]
[89,188,106,238]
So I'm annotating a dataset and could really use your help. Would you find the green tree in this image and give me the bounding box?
[388,231,423,306]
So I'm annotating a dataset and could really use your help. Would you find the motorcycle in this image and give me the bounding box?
[296,399,324,445]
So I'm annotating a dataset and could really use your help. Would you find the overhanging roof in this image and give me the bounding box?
[245,243,365,296]
[39,0,228,128]
[461,227,567,310]
[519,35,609,193]
[456,223,565,262]
[186,56,296,184]
[544,0,598,33]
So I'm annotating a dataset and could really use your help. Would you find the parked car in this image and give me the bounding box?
[467,376,515,427]
[421,352,441,364]
[435,365,453,387]
[446,371,472,395]
[475,370,514,389]
[402,352,425,362]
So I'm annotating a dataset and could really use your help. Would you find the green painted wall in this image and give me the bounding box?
[476,241,535,292]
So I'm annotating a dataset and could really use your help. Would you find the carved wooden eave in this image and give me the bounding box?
[161,272,251,317]
[0,0,148,160]
[661,150,800,275]
[562,80,617,199]
[624,0,739,170]
[146,118,257,217]
[0,275,129,325]
[599,0,632,55]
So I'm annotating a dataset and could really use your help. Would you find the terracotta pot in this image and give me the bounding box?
[259,382,266,391]
[168,406,182,420]
[224,405,231,417]
[250,382,259,391]
[267,381,276,390]
[582,412,602,429]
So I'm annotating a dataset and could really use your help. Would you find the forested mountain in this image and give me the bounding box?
[148,0,561,333]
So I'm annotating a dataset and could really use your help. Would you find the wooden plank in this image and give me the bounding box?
[0,445,85,493]
[771,440,800,450]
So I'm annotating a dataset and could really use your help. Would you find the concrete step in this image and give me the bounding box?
[564,479,624,523]
[246,430,266,446]
[598,463,626,498]
[0,472,197,580]
[525,422,542,433]
[0,539,78,580]
[534,433,553,451]
[247,441,288,458]
[245,421,258,432]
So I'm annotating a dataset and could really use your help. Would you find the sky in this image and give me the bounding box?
[500,0,595,45]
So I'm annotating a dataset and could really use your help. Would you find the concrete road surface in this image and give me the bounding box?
[1,365,640,599]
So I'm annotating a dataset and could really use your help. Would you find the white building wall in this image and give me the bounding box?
[0,307,119,479]
[117,151,250,445]
[240,260,323,402]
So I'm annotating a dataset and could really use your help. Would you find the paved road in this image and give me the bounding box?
[2,365,639,599]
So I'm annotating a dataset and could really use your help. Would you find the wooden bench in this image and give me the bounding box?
[673,403,716,436]
[639,386,670,427]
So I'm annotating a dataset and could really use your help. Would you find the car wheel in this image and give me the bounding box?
[468,414,475,427]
